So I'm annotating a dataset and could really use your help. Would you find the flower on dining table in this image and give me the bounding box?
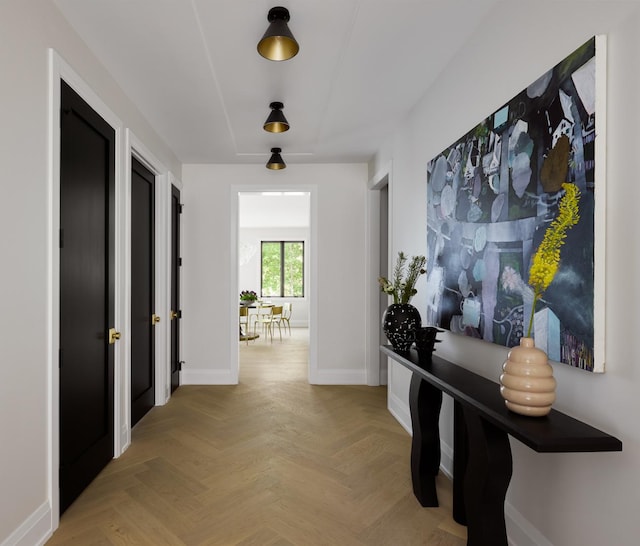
[378,251,427,304]
[240,290,258,302]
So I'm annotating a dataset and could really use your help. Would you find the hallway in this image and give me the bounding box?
[47,329,466,545]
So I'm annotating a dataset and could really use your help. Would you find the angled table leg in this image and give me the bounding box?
[462,407,512,546]
[409,372,443,506]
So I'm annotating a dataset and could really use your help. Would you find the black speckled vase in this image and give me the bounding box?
[382,303,421,352]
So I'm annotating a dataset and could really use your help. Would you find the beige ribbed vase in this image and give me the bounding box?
[500,337,556,417]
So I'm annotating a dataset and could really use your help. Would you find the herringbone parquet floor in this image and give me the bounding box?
[47,328,466,545]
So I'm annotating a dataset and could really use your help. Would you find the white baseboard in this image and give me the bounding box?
[181,363,366,386]
[118,423,130,456]
[1,501,51,546]
[506,502,554,546]
[309,368,367,385]
[180,368,237,385]
[387,390,411,434]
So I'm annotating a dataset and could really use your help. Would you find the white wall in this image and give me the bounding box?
[239,227,310,327]
[5,0,637,544]
[181,164,368,385]
[0,1,180,543]
[372,2,640,545]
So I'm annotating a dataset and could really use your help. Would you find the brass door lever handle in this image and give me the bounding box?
[108,328,121,344]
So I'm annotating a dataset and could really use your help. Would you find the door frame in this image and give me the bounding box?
[125,130,171,438]
[48,50,125,529]
[168,179,183,392]
[365,161,393,386]
[230,185,318,384]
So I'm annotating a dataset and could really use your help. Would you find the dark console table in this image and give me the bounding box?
[380,345,622,546]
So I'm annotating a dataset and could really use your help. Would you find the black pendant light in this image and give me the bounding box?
[257,7,299,61]
[266,148,286,170]
[263,102,290,133]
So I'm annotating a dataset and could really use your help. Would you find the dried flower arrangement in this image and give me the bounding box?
[378,252,427,305]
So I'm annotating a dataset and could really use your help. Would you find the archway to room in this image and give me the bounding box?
[236,191,311,383]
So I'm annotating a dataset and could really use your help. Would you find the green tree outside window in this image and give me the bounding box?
[261,241,304,297]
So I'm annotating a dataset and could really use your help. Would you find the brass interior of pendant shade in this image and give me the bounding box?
[266,147,286,170]
[264,102,290,133]
[257,7,299,61]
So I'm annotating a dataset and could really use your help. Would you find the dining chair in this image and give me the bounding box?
[252,303,274,335]
[255,305,283,342]
[281,302,292,335]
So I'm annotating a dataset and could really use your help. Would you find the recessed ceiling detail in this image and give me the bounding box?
[52,0,502,164]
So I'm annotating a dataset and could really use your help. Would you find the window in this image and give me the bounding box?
[261,241,304,297]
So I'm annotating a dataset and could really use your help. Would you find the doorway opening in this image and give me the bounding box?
[235,190,312,382]
[366,165,391,386]
[378,182,389,384]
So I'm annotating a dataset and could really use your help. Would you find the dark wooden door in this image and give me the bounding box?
[59,80,115,513]
[170,185,182,393]
[131,157,155,427]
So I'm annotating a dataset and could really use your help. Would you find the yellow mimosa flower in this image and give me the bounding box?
[526,183,580,337]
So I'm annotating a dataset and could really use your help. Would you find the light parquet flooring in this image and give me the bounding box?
[48,328,467,545]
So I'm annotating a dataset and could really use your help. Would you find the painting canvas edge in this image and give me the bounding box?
[593,34,607,373]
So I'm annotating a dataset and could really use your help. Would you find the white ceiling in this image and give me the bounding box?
[52,0,501,166]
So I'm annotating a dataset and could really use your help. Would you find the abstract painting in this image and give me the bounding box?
[425,36,606,372]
